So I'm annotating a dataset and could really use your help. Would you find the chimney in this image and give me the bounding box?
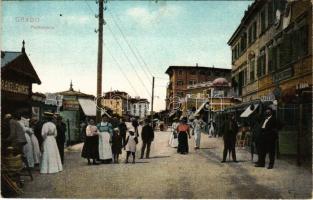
[21,40,25,53]
[196,63,198,67]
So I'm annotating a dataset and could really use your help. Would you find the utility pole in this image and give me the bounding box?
[150,76,155,126]
[96,0,104,123]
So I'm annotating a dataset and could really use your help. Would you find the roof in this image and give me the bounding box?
[58,90,94,98]
[165,65,231,74]
[1,51,22,67]
[1,51,41,84]
[129,98,149,104]
[227,1,264,45]
[103,90,130,99]
[212,77,229,86]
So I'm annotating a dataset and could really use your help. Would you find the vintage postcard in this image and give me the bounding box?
[1,0,312,199]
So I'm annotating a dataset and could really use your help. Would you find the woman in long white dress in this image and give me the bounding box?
[29,119,41,165]
[40,114,63,174]
[19,117,35,168]
[169,119,179,148]
[97,114,113,163]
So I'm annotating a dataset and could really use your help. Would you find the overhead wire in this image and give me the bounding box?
[105,45,140,97]
[84,1,144,97]
[108,10,153,82]
[105,24,152,98]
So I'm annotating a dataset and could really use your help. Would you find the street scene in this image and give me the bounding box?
[1,0,312,199]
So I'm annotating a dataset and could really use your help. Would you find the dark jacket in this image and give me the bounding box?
[56,121,67,145]
[222,119,238,141]
[141,124,154,142]
[118,122,127,135]
[261,116,279,140]
[34,120,45,148]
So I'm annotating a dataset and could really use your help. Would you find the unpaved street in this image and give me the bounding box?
[20,130,312,199]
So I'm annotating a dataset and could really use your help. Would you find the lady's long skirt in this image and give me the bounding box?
[81,135,99,159]
[177,132,188,154]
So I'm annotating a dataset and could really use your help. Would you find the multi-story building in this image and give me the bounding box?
[102,90,131,117]
[165,64,231,110]
[186,78,239,113]
[228,0,312,103]
[129,97,149,119]
[228,0,312,157]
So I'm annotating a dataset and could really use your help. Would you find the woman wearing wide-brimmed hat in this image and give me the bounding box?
[176,117,191,154]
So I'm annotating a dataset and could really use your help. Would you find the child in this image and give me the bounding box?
[111,128,123,163]
[124,129,138,164]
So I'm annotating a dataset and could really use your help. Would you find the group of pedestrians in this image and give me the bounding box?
[81,115,155,164]
[168,106,281,169]
[2,111,66,174]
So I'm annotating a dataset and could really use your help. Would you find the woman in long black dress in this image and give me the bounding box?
[177,117,191,154]
[81,119,99,165]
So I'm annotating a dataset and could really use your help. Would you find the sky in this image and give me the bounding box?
[1,0,252,111]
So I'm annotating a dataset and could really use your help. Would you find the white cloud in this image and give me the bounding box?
[126,5,182,27]
[61,15,90,25]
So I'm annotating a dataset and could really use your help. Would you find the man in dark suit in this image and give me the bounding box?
[255,107,279,169]
[55,115,67,164]
[221,113,239,163]
[140,118,154,159]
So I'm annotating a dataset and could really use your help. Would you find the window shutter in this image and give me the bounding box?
[257,57,261,77]
[268,47,273,72]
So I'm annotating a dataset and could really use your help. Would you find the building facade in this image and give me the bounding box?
[186,78,239,113]
[57,81,95,144]
[165,64,231,110]
[1,41,41,118]
[102,91,131,117]
[228,0,312,103]
[228,0,312,157]
[129,97,149,119]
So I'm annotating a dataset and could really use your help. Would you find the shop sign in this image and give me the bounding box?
[45,93,63,106]
[1,80,29,95]
[296,82,310,90]
[63,100,79,111]
[261,92,275,101]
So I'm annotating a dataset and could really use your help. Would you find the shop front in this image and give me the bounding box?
[1,44,41,118]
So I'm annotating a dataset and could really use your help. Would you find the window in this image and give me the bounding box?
[248,27,252,44]
[260,10,266,34]
[250,58,255,82]
[240,32,247,52]
[176,80,184,86]
[252,21,257,42]
[268,45,277,73]
[279,32,292,69]
[188,80,196,85]
[190,70,196,75]
[257,48,266,77]
[178,70,183,75]
[294,25,309,59]
[268,1,274,26]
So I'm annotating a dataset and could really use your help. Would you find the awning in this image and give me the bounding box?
[168,110,177,118]
[240,104,259,118]
[189,100,209,119]
[78,98,111,117]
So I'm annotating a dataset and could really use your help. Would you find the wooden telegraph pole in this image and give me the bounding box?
[150,76,155,126]
[96,0,104,123]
